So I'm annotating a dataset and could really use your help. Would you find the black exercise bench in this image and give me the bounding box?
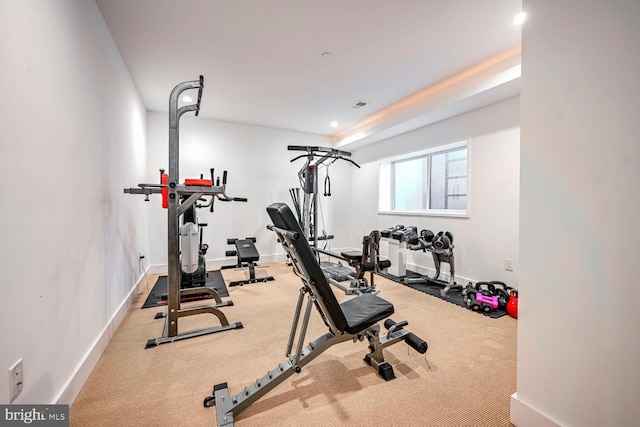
[205,202,428,426]
[222,237,274,287]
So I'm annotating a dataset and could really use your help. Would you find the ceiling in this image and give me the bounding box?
[96,0,522,148]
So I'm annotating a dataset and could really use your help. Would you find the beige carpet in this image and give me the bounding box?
[70,262,516,427]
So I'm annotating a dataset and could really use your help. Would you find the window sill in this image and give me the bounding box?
[378,210,469,219]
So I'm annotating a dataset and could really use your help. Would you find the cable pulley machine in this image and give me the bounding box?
[287,145,360,250]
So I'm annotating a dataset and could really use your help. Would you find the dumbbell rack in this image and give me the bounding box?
[405,230,460,297]
[379,226,412,277]
[381,237,406,277]
[124,76,243,347]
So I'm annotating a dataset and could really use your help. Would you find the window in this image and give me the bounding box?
[379,141,468,216]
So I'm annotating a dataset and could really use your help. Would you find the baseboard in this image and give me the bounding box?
[153,255,476,285]
[213,253,288,268]
[148,263,167,275]
[510,393,562,427]
[55,268,149,406]
[148,251,326,275]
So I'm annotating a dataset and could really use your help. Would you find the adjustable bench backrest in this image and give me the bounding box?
[267,203,349,332]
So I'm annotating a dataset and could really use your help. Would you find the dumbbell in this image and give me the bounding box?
[381,225,404,238]
[490,281,512,309]
[474,281,495,295]
[432,231,454,250]
[474,282,500,312]
[420,229,435,243]
[465,283,498,312]
[391,227,411,241]
[403,226,419,245]
[475,293,499,312]
[464,283,480,310]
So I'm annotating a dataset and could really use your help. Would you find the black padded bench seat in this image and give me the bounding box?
[340,293,394,334]
[235,239,260,263]
[223,237,274,287]
[340,250,362,261]
[267,202,395,335]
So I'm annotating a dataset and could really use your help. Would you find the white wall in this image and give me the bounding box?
[145,112,337,269]
[349,97,520,286]
[513,1,640,426]
[0,0,148,404]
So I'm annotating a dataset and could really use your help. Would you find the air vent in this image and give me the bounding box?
[352,100,369,109]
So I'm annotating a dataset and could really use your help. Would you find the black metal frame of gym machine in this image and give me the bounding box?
[288,145,360,250]
[124,76,244,348]
[289,146,377,294]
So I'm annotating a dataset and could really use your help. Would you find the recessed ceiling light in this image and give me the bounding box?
[330,121,338,128]
[512,12,526,26]
[322,52,332,58]
[182,95,193,103]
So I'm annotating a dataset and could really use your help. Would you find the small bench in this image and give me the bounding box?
[223,237,274,287]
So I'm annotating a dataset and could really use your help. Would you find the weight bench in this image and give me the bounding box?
[205,202,428,426]
[223,237,274,287]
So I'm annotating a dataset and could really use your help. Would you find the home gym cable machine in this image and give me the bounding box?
[124,75,245,348]
[288,145,360,250]
[288,146,384,294]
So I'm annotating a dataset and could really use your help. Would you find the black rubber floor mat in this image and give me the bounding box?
[378,269,507,318]
[141,270,229,309]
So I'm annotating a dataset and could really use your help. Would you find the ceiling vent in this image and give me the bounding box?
[351,100,369,109]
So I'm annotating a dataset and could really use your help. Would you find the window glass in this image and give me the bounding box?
[393,157,424,210]
[379,141,468,216]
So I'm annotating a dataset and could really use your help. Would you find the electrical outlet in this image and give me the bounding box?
[505,258,514,271]
[8,358,23,402]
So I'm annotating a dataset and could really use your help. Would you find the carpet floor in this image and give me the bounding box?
[70,262,516,427]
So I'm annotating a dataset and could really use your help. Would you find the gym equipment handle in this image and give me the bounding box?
[384,319,407,330]
[287,145,352,157]
[233,197,248,202]
[195,75,204,117]
[267,224,299,240]
[288,145,315,151]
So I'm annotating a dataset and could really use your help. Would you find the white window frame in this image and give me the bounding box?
[378,140,469,218]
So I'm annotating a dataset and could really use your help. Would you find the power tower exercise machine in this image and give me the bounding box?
[124,75,245,348]
[204,203,428,426]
